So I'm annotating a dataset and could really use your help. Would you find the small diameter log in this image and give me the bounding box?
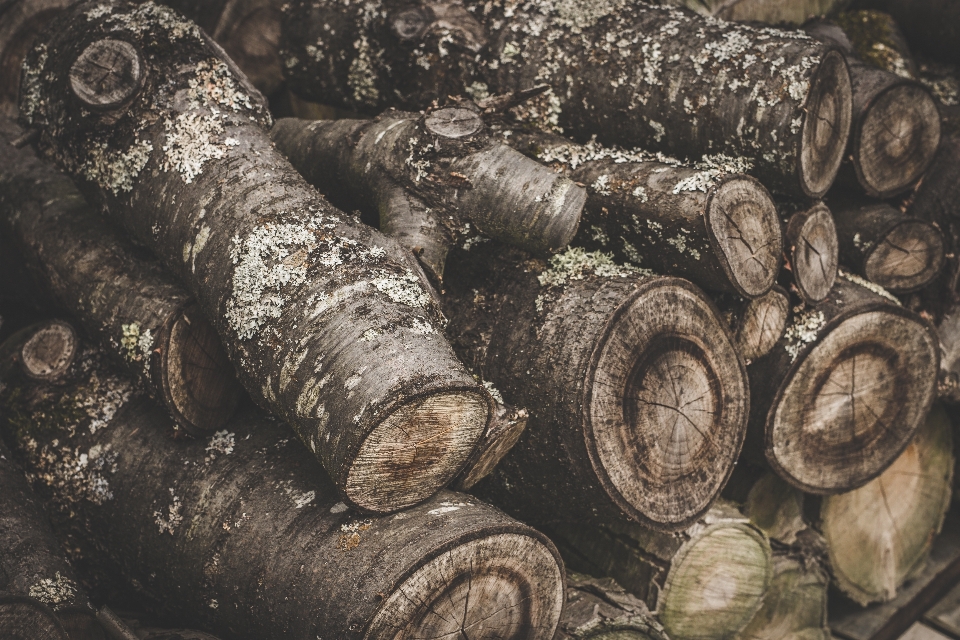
[556,572,668,640]
[851,0,960,68]
[781,201,839,304]
[548,502,773,640]
[282,0,854,198]
[447,245,749,531]
[18,320,79,383]
[717,286,791,363]
[737,551,831,640]
[0,118,242,435]
[271,113,585,284]
[506,129,782,298]
[0,595,71,640]
[817,402,954,605]
[0,339,566,640]
[830,197,945,293]
[0,435,102,640]
[746,274,939,494]
[453,401,528,491]
[805,19,941,198]
[833,10,918,78]
[22,1,490,513]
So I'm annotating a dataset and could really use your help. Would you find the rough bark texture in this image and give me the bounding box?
[445,244,748,531]
[657,0,851,25]
[745,273,939,494]
[0,338,566,640]
[98,607,221,640]
[0,435,103,640]
[0,117,242,435]
[505,128,782,298]
[210,0,284,96]
[937,307,960,405]
[548,501,772,640]
[20,0,491,513]
[851,0,960,67]
[0,595,71,640]
[270,113,585,284]
[805,19,941,198]
[282,0,854,198]
[781,201,839,304]
[717,286,791,364]
[830,197,945,293]
[555,573,668,640]
[817,402,954,605]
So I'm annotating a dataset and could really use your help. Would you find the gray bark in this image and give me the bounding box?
[555,573,668,640]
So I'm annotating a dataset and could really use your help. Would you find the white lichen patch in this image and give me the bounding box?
[119,322,154,378]
[25,437,119,506]
[282,483,316,509]
[428,500,472,516]
[840,269,901,305]
[205,430,235,462]
[348,35,380,107]
[337,518,373,551]
[370,270,431,309]
[783,307,826,361]
[538,246,650,287]
[666,234,701,260]
[161,112,230,184]
[187,60,254,112]
[672,155,754,193]
[591,174,612,195]
[80,138,154,195]
[103,2,204,41]
[29,572,77,606]
[330,501,348,514]
[154,488,183,535]
[483,380,504,405]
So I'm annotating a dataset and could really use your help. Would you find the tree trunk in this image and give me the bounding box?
[270,113,585,284]
[815,401,954,605]
[444,244,749,531]
[830,197,945,293]
[505,128,782,298]
[282,0,854,198]
[851,0,960,68]
[0,117,243,436]
[547,501,772,640]
[804,19,941,198]
[0,334,566,640]
[0,432,102,640]
[736,551,830,640]
[555,572,668,640]
[745,274,939,494]
[781,202,839,304]
[21,1,491,514]
[718,286,791,364]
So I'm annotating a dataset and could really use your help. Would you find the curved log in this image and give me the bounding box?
[0,337,566,640]
[447,244,748,531]
[20,1,490,513]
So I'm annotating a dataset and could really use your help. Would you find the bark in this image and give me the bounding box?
[547,501,773,640]
[445,244,749,531]
[0,117,242,436]
[937,308,960,405]
[657,0,850,25]
[805,19,941,198]
[0,595,71,640]
[505,128,782,298]
[98,607,221,640]
[833,10,918,78]
[737,551,830,640]
[816,401,954,605]
[830,196,945,293]
[780,201,838,304]
[282,0,854,198]
[0,337,566,640]
[850,0,960,68]
[745,273,940,494]
[210,0,284,96]
[20,1,491,513]
[555,572,668,640]
[717,286,791,363]
[270,113,585,284]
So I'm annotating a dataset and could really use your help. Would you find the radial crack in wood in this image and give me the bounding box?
[68,39,143,110]
[784,202,839,304]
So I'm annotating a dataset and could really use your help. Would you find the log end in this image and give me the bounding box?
[706,175,781,299]
[20,320,77,382]
[585,278,748,530]
[788,203,839,304]
[345,389,490,512]
[364,532,565,640]
[454,404,529,491]
[736,286,791,362]
[0,595,70,640]
[855,82,942,199]
[800,50,854,198]
[863,219,945,294]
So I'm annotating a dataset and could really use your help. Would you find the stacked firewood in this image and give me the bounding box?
[0,0,958,638]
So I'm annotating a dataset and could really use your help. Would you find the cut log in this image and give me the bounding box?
[830,197,945,293]
[548,501,772,640]
[937,307,960,405]
[657,0,850,25]
[18,320,78,383]
[0,434,102,640]
[453,401,528,491]
[833,10,918,78]
[270,113,586,284]
[97,607,221,640]
[781,201,839,304]
[850,0,960,68]
[0,117,242,435]
[446,244,749,530]
[817,402,954,605]
[746,274,939,494]
[805,19,941,198]
[21,1,490,513]
[738,551,831,640]
[211,0,284,96]
[282,0,854,198]
[505,129,782,298]
[0,595,71,640]
[717,285,791,364]
[0,337,566,640]
[555,572,668,640]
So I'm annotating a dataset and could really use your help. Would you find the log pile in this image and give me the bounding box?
[0,0,958,638]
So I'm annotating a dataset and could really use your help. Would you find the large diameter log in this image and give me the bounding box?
[831,198,945,293]
[0,118,242,436]
[781,201,839,304]
[0,436,103,640]
[283,0,854,198]
[737,551,830,640]
[20,1,490,513]
[506,129,782,298]
[817,402,954,605]
[746,274,939,494]
[805,19,941,198]
[851,0,960,68]
[556,573,668,640]
[0,336,566,640]
[446,245,749,530]
[271,113,585,284]
[548,502,773,640]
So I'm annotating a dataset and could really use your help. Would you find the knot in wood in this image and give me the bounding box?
[69,39,143,109]
[391,7,432,41]
[424,107,482,139]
